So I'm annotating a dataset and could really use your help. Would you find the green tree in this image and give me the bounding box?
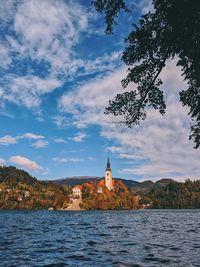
[145,180,200,208]
[94,0,200,148]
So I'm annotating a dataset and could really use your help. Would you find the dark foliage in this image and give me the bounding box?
[94,0,200,148]
[141,179,200,208]
[0,166,38,186]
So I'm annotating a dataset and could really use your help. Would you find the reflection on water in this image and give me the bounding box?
[0,210,200,266]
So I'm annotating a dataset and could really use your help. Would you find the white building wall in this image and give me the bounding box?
[105,170,112,190]
[73,188,82,197]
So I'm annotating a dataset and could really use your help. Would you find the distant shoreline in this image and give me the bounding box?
[1,208,200,211]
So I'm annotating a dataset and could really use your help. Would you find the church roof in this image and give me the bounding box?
[74,185,83,190]
[97,179,105,187]
[82,183,95,190]
[106,157,111,171]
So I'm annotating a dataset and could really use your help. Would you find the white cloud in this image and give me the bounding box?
[0,0,16,25]
[1,75,62,108]
[53,138,67,144]
[73,121,88,129]
[105,146,123,153]
[9,155,42,171]
[71,132,87,142]
[9,0,120,78]
[0,44,12,69]
[119,153,144,160]
[8,0,89,77]
[21,132,45,140]
[81,50,123,77]
[0,132,47,147]
[59,67,126,128]
[52,115,69,128]
[0,135,18,145]
[0,110,15,118]
[59,60,200,180]
[0,158,6,166]
[52,157,84,164]
[0,0,103,111]
[136,0,154,14]
[88,156,95,161]
[1,0,122,112]
[0,87,4,98]
[32,140,49,148]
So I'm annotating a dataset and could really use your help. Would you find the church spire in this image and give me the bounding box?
[106,157,111,171]
[105,157,112,190]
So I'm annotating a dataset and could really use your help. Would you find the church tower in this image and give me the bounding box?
[105,157,113,190]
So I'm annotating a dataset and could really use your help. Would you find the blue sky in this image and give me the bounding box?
[0,0,200,181]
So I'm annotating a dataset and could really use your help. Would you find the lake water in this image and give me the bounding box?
[0,210,200,267]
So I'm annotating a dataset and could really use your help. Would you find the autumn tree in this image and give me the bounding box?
[94,0,200,148]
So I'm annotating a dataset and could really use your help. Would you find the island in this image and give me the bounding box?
[0,159,200,210]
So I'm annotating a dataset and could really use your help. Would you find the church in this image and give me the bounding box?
[97,157,115,192]
[105,157,113,190]
[73,158,115,195]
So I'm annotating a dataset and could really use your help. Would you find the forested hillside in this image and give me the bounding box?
[81,180,139,210]
[141,180,200,208]
[1,166,200,210]
[0,166,71,210]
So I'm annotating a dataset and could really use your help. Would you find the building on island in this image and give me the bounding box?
[72,185,82,198]
[97,186,103,194]
[82,183,95,192]
[105,157,113,190]
[72,158,114,197]
[97,157,114,192]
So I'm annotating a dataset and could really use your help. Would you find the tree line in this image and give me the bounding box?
[141,179,200,208]
[0,166,71,210]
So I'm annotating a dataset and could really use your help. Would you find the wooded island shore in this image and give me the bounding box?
[0,166,200,210]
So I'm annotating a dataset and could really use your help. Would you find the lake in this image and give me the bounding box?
[0,210,200,266]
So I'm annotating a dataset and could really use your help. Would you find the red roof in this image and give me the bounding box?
[98,179,105,187]
[74,185,83,190]
[82,183,95,190]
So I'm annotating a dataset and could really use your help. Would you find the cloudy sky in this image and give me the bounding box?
[0,0,199,181]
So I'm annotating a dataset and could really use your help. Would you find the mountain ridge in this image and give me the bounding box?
[51,176,174,193]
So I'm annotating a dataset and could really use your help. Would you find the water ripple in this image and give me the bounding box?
[0,210,200,266]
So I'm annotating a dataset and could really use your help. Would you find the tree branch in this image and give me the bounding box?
[131,56,167,123]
